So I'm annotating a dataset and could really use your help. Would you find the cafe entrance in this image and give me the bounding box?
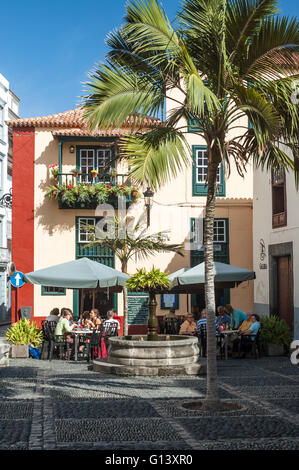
[73,217,117,319]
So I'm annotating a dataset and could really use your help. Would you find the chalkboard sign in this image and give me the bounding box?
[128,292,149,325]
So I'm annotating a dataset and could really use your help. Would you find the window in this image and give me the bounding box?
[272,167,287,228]
[41,286,66,295]
[97,149,112,182]
[78,217,96,243]
[79,149,94,183]
[77,147,113,183]
[192,146,225,196]
[214,219,226,243]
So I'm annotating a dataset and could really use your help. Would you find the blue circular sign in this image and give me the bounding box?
[10,271,25,288]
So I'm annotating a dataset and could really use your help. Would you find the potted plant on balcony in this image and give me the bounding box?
[71,168,81,178]
[260,315,292,356]
[6,319,43,358]
[49,164,59,178]
[126,267,171,341]
[90,169,98,178]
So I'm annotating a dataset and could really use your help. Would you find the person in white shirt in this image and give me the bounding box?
[104,310,120,335]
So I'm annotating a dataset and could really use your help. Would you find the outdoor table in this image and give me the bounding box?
[72,329,94,361]
[220,330,238,360]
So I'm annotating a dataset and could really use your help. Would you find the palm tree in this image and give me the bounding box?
[83,216,183,336]
[82,0,299,409]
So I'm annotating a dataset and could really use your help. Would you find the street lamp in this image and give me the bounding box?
[143,187,154,227]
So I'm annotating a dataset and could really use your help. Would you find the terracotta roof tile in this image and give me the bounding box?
[6,107,160,130]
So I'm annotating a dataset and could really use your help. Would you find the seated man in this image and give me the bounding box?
[45,308,60,324]
[179,313,197,336]
[196,309,220,356]
[238,314,261,358]
[54,309,76,357]
[104,310,120,335]
[196,309,219,334]
[216,306,231,326]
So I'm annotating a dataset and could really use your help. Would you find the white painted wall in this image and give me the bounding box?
[253,155,299,339]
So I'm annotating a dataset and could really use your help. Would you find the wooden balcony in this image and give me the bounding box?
[272,211,287,229]
[48,173,138,210]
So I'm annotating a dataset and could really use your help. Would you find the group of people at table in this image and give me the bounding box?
[45,307,121,359]
[164,304,261,358]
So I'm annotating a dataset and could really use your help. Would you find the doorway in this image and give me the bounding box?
[277,255,293,330]
[79,289,115,320]
[269,242,294,333]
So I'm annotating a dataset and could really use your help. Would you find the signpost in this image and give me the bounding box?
[10,271,25,288]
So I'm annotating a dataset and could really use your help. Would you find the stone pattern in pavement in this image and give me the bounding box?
[0,356,298,450]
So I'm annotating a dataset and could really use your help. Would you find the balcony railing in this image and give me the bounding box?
[58,172,130,186]
[273,211,287,229]
[48,173,139,210]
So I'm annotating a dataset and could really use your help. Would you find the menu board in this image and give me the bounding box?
[128,292,149,325]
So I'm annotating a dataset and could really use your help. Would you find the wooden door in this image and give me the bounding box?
[277,256,293,330]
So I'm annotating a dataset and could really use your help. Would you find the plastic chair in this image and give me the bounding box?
[162,317,180,335]
[86,330,104,362]
[43,321,70,360]
[238,328,261,359]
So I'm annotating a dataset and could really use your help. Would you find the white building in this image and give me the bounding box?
[253,146,299,340]
[0,73,20,324]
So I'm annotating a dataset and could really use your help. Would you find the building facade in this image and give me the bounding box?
[253,146,299,340]
[8,105,253,333]
[0,73,19,325]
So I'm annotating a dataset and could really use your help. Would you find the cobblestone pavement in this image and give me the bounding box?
[0,355,298,450]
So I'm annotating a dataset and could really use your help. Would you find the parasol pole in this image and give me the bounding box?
[80,288,85,318]
[92,289,95,310]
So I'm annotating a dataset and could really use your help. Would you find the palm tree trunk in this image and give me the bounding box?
[203,159,221,410]
[122,261,129,336]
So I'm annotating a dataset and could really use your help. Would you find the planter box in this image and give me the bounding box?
[265,343,285,356]
[0,338,10,366]
[58,195,132,210]
[10,344,29,359]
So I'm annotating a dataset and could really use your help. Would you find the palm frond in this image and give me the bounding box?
[119,127,191,190]
[83,62,164,130]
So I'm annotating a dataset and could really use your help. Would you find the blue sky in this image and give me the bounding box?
[1,0,298,118]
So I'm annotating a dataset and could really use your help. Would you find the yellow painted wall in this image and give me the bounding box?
[32,128,253,319]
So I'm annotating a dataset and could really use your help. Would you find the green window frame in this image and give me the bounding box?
[41,286,66,296]
[76,145,114,183]
[192,145,226,196]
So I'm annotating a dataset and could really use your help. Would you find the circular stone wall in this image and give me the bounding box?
[93,335,204,376]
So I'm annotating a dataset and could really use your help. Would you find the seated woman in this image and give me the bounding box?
[54,308,76,358]
[234,314,261,358]
[86,309,102,330]
[179,314,197,336]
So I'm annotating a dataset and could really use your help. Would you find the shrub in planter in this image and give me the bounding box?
[260,315,292,355]
[126,267,171,341]
[6,320,43,358]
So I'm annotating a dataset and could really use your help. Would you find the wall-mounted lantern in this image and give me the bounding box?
[69,145,75,153]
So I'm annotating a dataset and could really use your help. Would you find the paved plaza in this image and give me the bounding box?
[0,350,298,451]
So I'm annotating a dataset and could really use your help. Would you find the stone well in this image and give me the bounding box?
[93,335,205,376]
